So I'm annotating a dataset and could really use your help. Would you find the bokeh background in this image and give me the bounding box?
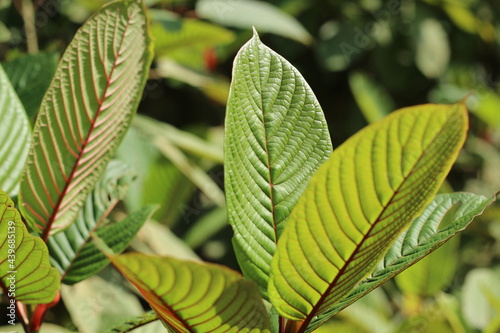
[1,0,500,332]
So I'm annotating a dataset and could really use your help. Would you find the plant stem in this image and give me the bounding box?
[21,0,38,53]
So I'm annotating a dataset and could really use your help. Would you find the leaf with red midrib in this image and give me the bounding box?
[18,0,153,239]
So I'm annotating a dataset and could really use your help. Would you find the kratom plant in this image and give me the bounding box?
[0,0,496,332]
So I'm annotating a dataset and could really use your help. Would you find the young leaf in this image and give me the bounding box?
[109,253,271,332]
[225,31,332,297]
[0,189,59,303]
[0,64,30,196]
[18,0,153,239]
[306,192,496,332]
[268,102,468,329]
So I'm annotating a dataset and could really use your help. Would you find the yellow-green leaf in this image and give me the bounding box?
[110,253,271,333]
[0,189,60,304]
[268,102,468,330]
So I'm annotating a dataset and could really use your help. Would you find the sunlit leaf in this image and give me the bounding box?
[110,253,271,332]
[225,31,332,297]
[269,102,468,330]
[306,192,495,332]
[0,64,30,197]
[0,189,60,304]
[19,0,153,238]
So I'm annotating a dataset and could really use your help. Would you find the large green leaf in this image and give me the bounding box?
[110,253,271,332]
[0,189,60,303]
[48,160,155,284]
[268,102,468,330]
[3,52,58,120]
[306,192,496,332]
[0,64,30,197]
[18,0,153,239]
[225,31,332,297]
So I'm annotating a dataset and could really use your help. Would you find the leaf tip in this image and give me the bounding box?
[251,26,260,40]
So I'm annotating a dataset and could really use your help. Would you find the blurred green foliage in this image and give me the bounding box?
[1,0,500,331]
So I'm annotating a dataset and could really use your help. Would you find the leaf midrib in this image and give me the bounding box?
[297,112,458,332]
[252,41,279,246]
[41,11,136,241]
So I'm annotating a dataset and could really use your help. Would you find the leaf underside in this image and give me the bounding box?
[0,190,60,304]
[110,253,271,333]
[225,31,332,298]
[0,65,30,196]
[48,160,154,285]
[306,192,496,332]
[269,102,468,330]
[19,0,153,237]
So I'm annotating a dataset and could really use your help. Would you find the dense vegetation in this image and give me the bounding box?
[0,0,499,332]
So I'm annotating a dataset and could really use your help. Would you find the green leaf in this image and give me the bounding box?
[348,71,395,124]
[0,64,30,197]
[110,253,271,332]
[306,192,496,332]
[268,102,468,329]
[48,161,155,284]
[225,31,332,297]
[0,189,60,304]
[103,311,159,333]
[18,0,153,238]
[196,0,313,45]
[2,52,58,120]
